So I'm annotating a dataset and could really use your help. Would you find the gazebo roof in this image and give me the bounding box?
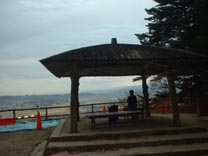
[40,39,208,133]
[40,40,208,78]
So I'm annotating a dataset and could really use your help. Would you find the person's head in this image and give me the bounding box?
[129,90,134,95]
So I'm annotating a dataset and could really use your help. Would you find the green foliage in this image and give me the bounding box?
[191,0,208,54]
[135,0,208,99]
[136,0,208,54]
[149,75,169,98]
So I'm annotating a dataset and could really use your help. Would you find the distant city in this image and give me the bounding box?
[0,85,146,110]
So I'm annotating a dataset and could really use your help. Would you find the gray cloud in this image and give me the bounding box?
[0,0,156,95]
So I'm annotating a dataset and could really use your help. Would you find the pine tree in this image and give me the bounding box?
[136,0,197,50]
[136,0,208,54]
[191,0,208,54]
[135,0,208,100]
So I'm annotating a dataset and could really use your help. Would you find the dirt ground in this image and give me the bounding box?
[0,127,54,156]
[0,113,207,156]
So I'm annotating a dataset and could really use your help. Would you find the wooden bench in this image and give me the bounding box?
[87,109,144,128]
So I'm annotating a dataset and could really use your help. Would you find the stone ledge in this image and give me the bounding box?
[50,119,65,139]
[30,140,48,156]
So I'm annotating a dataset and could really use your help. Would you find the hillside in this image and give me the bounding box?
[0,85,146,110]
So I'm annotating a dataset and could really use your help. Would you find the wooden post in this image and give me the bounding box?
[12,109,16,119]
[167,73,181,126]
[91,104,94,113]
[77,102,80,121]
[70,65,80,133]
[142,75,150,117]
[45,107,48,120]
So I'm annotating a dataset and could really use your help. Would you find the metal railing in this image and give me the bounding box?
[0,100,144,120]
[0,106,70,120]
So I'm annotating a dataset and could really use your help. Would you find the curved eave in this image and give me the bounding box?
[40,44,208,78]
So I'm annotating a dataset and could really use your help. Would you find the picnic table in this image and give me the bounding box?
[87,109,144,128]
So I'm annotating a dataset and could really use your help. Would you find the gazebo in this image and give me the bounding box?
[40,38,207,133]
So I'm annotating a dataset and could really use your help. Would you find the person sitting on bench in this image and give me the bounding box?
[127,90,137,110]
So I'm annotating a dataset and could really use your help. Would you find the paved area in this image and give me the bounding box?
[51,142,208,156]
[32,113,208,156]
[61,113,208,134]
[48,126,208,156]
[43,113,208,156]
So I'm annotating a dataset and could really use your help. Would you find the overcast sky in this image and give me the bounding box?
[0,0,156,96]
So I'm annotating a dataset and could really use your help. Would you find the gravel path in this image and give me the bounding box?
[0,127,53,156]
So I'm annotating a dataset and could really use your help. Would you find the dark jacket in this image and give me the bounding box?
[127,95,137,110]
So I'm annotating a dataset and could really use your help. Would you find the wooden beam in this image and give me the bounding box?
[167,73,181,126]
[70,65,80,133]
